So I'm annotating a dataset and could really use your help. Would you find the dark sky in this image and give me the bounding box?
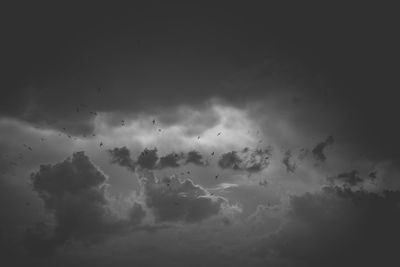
[1,3,399,267]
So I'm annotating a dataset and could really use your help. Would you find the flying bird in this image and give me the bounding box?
[215,175,219,179]
[152,119,156,125]
[99,142,103,147]
[217,132,221,136]
[197,136,200,140]
[211,152,215,156]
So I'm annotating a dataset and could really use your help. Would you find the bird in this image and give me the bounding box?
[217,132,221,136]
[187,171,190,174]
[152,119,156,125]
[215,175,219,179]
[27,146,32,151]
[121,120,125,126]
[99,142,103,147]
[197,136,200,140]
[158,128,162,132]
[211,152,215,156]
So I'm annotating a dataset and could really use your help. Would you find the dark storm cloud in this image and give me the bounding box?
[2,3,399,162]
[327,170,363,187]
[218,151,242,170]
[282,150,296,173]
[158,152,184,169]
[109,147,208,170]
[108,147,135,171]
[311,135,334,162]
[137,148,159,170]
[139,170,225,223]
[256,186,400,266]
[218,147,272,173]
[26,152,145,255]
[185,150,208,166]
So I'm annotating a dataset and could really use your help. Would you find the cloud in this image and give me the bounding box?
[108,147,208,170]
[185,150,208,166]
[26,152,146,255]
[218,147,272,173]
[218,151,242,170]
[311,135,334,162]
[256,186,400,266]
[327,170,363,187]
[158,152,184,169]
[137,148,159,170]
[138,170,226,223]
[282,150,296,173]
[108,146,135,171]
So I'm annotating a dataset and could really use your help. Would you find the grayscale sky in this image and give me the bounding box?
[1,3,399,267]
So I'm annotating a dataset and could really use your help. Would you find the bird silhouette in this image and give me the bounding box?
[217,132,221,136]
[152,119,156,125]
[211,152,215,156]
[100,142,103,147]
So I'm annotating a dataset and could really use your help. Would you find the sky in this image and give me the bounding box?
[1,3,400,267]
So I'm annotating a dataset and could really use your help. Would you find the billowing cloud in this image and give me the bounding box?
[218,147,272,173]
[185,150,208,166]
[256,186,400,266]
[312,135,334,162]
[282,150,296,173]
[327,170,363,186]
[137,148,159,170]
[26,152,145,255]
[138,170,227,223]
[218,151,242,170]
[108,147,208,170]
[108,146,135,171]
[158,152,184,169]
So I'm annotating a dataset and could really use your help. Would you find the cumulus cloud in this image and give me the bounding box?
[108,146,135,171]
[137,148,159,170]
[185,150,208,166]
[282,150,296,173]
[158,152,184,169]
[312,135,334,162]
[109,147,208,170]
[138,170,227,223]
[327,170,363,187]
[26,152,145,255]
[218,147,272,173]
[256,186,400,266]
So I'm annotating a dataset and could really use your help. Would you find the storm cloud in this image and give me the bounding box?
[256,186,400,266]
[311,135,334,162]
[138,170,227,223]
[218,147,272,173]
[281,150,296,173]
[26,152,145,255]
